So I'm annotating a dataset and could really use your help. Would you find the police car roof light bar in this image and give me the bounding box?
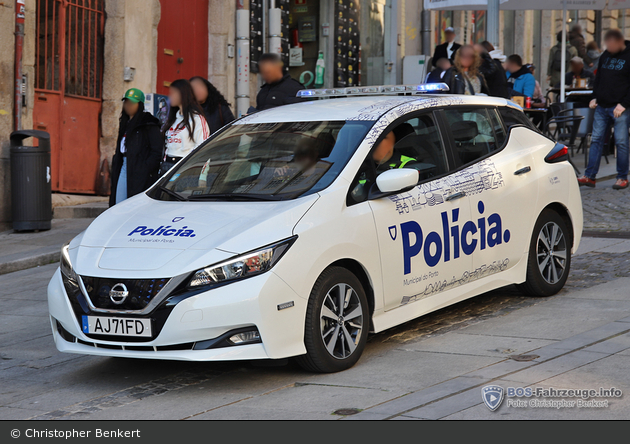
[296,83,450,98]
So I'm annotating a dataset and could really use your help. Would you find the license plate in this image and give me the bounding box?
[82,315,152,338]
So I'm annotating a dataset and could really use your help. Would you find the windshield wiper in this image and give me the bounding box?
[158,186,186,201]
[186,193,282,201]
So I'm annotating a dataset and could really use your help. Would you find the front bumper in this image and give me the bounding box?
[47,268,307,361]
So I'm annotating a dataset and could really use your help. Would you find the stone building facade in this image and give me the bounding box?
[1,1,628,229]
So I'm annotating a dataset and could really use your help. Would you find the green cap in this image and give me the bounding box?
[122,88,145,103]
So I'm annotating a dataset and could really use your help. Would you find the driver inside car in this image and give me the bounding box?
[373,123,417,173]
[351,123,418,202]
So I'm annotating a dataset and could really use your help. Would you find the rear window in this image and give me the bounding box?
[499,107,538,131]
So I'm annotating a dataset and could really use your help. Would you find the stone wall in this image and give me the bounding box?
[100,0,160,166]
[208,0,238,112]
[0,2,14,228]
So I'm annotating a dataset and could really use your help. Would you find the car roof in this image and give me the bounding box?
[237,95,515,124]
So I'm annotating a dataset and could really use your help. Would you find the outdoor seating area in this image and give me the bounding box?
[526,97,616,177]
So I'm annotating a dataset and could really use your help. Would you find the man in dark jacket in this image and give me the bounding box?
[432,27,461,67]
[578,29,630,190]
[256,53,306,111]
[569,24,592,66]
[474,44,510,98]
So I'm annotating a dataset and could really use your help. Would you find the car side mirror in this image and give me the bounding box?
[369,168,419,200]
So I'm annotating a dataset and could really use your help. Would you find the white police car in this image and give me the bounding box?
[48,84,582,373]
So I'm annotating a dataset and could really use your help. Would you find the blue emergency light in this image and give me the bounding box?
[296,83,450,98]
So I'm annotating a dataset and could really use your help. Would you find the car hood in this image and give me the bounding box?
[70,193,319,277]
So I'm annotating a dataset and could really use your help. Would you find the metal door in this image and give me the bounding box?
[156,0,209,95]
[33,0,104,193]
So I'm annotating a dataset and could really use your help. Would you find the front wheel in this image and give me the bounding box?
[519,209,572,297]
[296,267,369,373]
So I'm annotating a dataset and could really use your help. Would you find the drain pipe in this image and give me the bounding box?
[268,0,282,54]
[421,8,431,57]
[235,6,250,117]
[14,0,25,131]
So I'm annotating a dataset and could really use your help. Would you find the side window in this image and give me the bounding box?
[499,107,537,131]
[443,108,501,165]
[393,114,449,180]
[348,113,449,205]
[488,108,507,147]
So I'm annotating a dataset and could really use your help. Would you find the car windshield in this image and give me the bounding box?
[151,120,374,201]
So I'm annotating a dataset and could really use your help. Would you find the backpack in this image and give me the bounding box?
[551,46,571,72]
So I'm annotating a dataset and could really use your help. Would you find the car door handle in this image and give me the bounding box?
[514,166,531,176]
[445,191,466,202]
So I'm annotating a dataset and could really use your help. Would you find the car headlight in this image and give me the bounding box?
[60,241,79,282]
[60,241,81,298]
[188,236,297,288]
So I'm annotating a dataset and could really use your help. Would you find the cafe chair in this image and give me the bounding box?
[545,113,584,175]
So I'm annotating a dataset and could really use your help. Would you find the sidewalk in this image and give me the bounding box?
[0,194,108,275]
[570,148,619,182]
[0,218,93,275]
[337,237,630,420]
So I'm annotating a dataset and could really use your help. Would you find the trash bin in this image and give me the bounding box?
[10,130,52,231]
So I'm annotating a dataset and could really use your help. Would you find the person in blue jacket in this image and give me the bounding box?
[505,54,536,98]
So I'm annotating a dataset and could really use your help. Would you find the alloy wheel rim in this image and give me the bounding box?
[536,222,567,285]
[319,283,363,360]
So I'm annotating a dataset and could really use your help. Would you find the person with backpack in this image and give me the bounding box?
[160,79,210,175]
[110,88,163,206]
[547,31,578,88]
[190,76,235,134]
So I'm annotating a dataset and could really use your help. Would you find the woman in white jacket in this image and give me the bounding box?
[160,79,210,174]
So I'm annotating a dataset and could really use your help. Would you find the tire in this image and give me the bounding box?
[519,209,572,297]
[296,267,369,373]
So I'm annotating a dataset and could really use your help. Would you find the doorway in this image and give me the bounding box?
[156,0,209,95]
[33,0,105,193]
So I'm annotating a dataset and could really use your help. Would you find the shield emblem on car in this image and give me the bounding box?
[481,385,504,411]
[388,225,397,241]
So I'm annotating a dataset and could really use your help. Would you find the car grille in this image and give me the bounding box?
[80,276,170,311]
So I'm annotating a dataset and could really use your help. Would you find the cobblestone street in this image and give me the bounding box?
[580,178,630,233]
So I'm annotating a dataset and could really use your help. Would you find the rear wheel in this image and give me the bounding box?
[296,267,369,373]
[519,209,572,296]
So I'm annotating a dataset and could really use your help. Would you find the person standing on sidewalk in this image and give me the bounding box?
[190,76,235,134]
[160,79,210,175]
[255,53,305,111]
[474,43,509,99]
[578,29,630,190]
[547,31,578,88]
[432,27,461,66]
[442,45,489,96]
[110,88,163,206]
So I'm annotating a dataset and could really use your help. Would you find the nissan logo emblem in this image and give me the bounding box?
[109,283,129,305]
